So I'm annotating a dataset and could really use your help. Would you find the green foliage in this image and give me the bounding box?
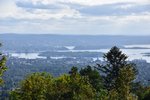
[116,65,137,100]
[10,73,53,100]
[69,66,78,77]
[131,82,145,100]
[10,69,97,100]
[133,86,150,100]
[0,43,7,85]
[107,66,137,100]
[96,46,137,90]
[9,46,150,100]
[95,46,138,100]
[142,88,150,100]
[79,66,103,92]
[54,74,96,100]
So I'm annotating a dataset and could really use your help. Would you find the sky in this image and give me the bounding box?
[0,0,150,35]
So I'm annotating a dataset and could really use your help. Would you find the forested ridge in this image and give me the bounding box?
[0,45,150,100]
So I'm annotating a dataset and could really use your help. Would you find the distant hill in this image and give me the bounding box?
[1,34,150,52]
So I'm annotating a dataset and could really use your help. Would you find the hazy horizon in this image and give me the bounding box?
[1,33,150,36]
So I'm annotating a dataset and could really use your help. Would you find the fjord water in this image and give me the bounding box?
[9,46,150,63]
[10,53,46,59]
[2,34,150,62]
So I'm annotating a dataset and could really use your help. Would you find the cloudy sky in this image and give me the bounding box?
[0,0,150,35]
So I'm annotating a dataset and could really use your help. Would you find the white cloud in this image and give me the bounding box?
[0,0,81,20]
[59,0,150,6]
[0,0,18,18]
[0,0,150,35]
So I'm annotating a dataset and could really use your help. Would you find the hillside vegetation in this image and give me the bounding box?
[0,46,150,100]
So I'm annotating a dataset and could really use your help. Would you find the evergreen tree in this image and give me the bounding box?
[96,46,137,90]
[69,66,78,77]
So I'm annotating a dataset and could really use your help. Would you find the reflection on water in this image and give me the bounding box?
[124,44,150,48]
[9,48,150,63]
[64,46,75,50]
[100,49,150,63]
[10,53,46,59]
[58,49,150,63]
[92,57,103,61]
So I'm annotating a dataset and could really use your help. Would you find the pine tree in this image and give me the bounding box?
[96,46,136,90]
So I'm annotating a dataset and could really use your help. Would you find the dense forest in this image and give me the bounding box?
[0,45,150,100]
